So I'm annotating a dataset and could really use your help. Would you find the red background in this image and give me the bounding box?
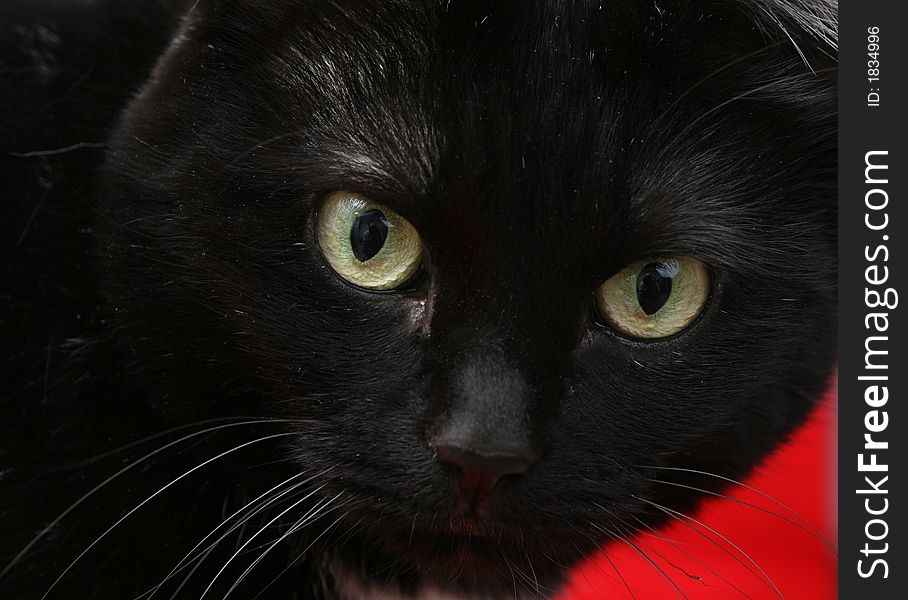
[561,385,837,600]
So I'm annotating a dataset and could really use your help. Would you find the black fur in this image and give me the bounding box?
[1,1,836,598]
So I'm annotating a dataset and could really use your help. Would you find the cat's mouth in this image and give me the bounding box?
[443,515,493,537]
[441,493,502,537]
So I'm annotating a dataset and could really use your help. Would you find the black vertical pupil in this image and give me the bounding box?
[636,262,673,315]
[350,209,390,262]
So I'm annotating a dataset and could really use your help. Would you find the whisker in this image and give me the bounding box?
[225,498,348,598]
[141,469,329,599]
[497,546,520,600]
[596,503,717,594]
[167,534,221,600]
[636,465,834,551]
[638,502,771,594]
[236,492,341,556]
[226,512,334,597]
[198,488,337,599]
[646,477,836,554]
[50,417,250,472]
[41,431,298,600]
[633,496,783,599]
[408,511,420,547]
[3,418,294,583]
[504,548,539,597]
[592,522,686,600]
[163,486,318,600]
[594,544,637,599]
[637,539,706,588]
[523,549,543,598]
[627,513,753,599]
[250,508,359,600]
[318,513,366,566]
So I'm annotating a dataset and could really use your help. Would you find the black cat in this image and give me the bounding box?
[1,1,837,598]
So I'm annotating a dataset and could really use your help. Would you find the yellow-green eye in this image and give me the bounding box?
[595,257,710,339]
[316,191,423,290]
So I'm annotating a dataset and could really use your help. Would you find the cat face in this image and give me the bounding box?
[100,0,836,596]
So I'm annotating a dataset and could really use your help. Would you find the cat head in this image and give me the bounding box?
[99,0,836,595]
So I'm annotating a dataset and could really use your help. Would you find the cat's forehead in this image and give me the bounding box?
[176,0,829,275]
[258,1,715,201]
[250,4,745,239]
[272,0,702,107]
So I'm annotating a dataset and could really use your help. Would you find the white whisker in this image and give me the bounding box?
[142,469,330,599]
[626,511,754,599]
[3,418,294,583]
[633,496,783,599]
[249,507,357,600]
[41,431,298,600]
[646,477,836,554]
[590,521,686,600]
[222,494,347,598]
[198,487,337,599]
[637,465,834,551]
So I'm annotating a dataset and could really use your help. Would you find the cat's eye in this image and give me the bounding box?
[316,191,424,291]
[594,257,710,339]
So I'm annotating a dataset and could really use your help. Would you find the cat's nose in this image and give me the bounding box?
[433,439,537,505]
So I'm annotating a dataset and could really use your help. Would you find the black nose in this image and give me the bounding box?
[434,441,537,506]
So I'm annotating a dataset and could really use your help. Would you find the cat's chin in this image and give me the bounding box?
[320,523,577,600]
[330,564,475,600]
[329,558,541,600]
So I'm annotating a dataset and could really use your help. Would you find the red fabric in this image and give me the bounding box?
[561,386,837,600]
